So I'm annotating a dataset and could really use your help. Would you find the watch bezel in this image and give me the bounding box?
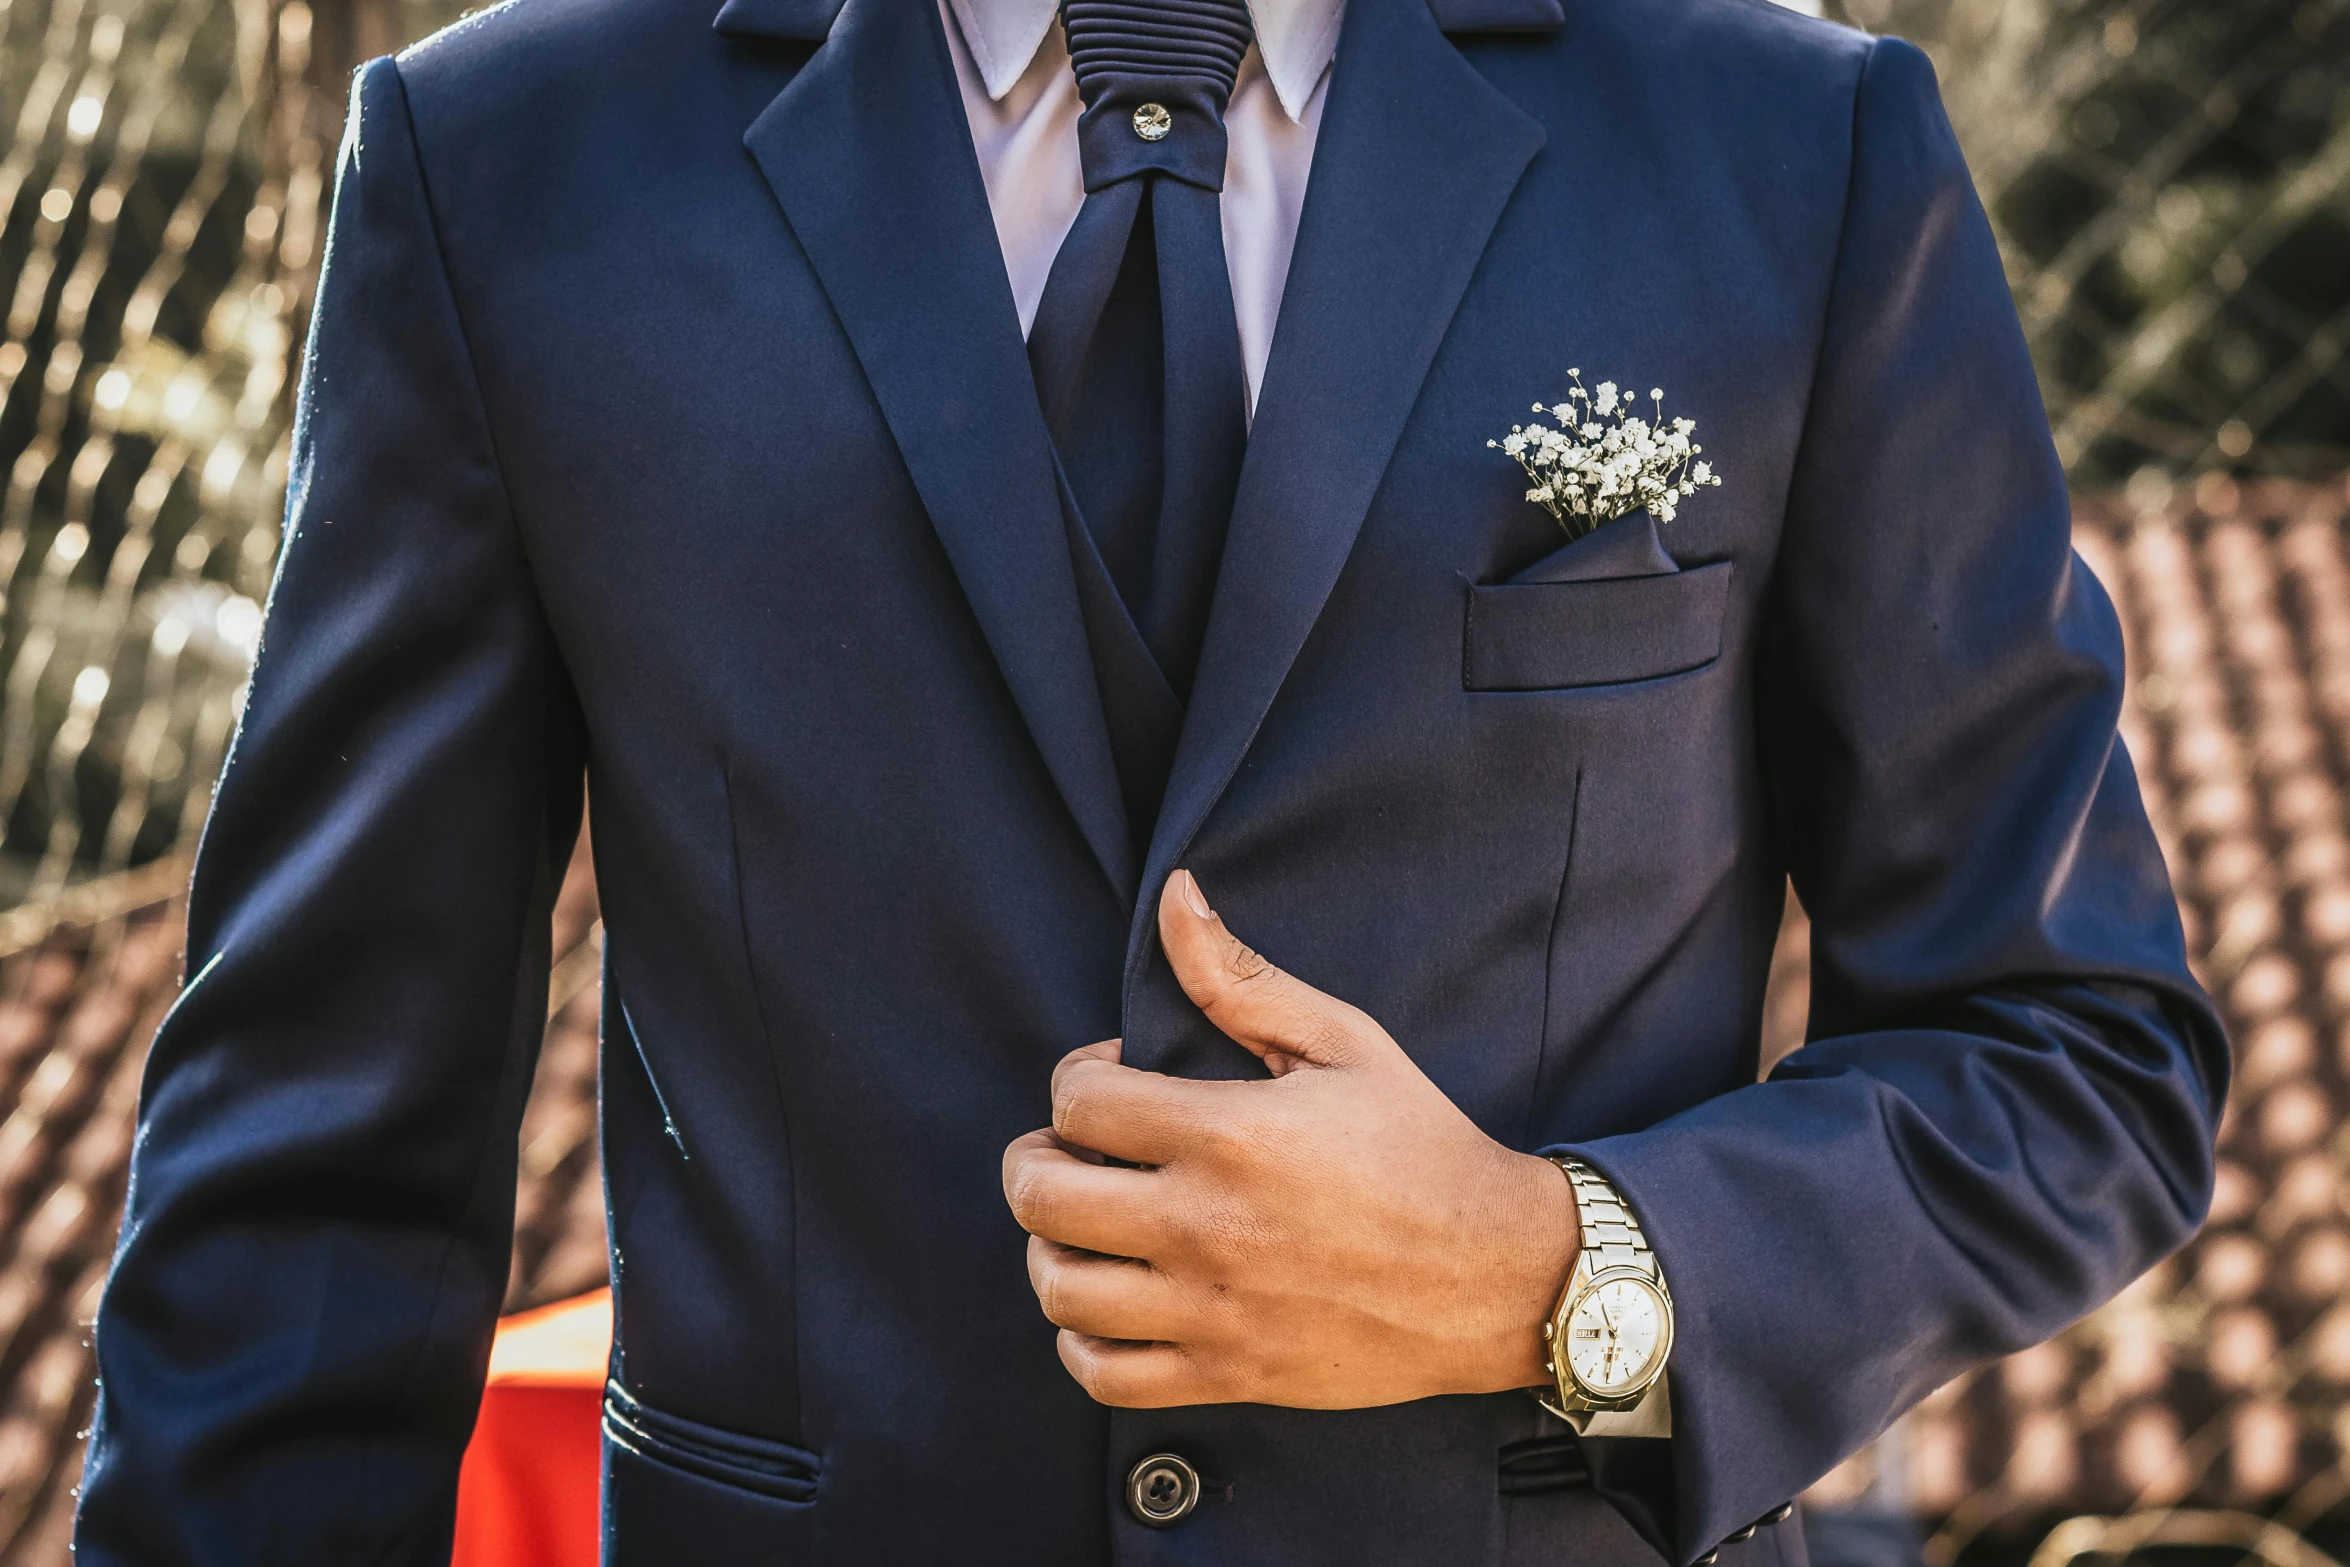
[1551,1264,1674,1411]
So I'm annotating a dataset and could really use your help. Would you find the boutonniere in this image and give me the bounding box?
[1488,371,1721,543]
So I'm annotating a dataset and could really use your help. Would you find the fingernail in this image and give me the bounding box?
[1177,870,1213,920]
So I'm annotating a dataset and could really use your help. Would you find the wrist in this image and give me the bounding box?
[1473,1149,1580,1392]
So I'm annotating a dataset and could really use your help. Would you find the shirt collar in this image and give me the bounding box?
[946,0,1344,123]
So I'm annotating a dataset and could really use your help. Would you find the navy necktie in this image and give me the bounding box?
[1028,0,1253,708]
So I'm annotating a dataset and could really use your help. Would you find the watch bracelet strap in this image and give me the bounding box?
[1553,1157,1663,1291]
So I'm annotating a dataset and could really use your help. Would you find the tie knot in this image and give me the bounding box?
[1062,0,1254,193]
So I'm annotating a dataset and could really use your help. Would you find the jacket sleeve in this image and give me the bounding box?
[1552,36,2228,1564]
[74,57,585,1563]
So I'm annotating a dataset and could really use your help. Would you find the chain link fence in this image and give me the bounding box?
[1831,0,2350,488]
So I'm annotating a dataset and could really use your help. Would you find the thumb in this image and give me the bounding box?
[1157,870,1376,1072]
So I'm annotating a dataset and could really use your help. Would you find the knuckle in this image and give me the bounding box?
[1226,1345,1279,1404]
[1005,1166,1056,1234]
[1000,1147,1026,1201]
[1049,1075,1086,1139]
[1197,969,1270,1032]
[1164,1343,1221,1405]
[1297,1012,1351,1061]
[1157,1199,1209,1259]
[1063,1336,1118,1403]
[1034,1259,1072,1327]
[1196,1108,1259,1168]
[1167,1192,1247,1266]
[1106,1355,1164,1409]
[1204,1094,1270,1152]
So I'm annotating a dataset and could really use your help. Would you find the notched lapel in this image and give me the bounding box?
[736,0,1137,903]
[1130,0,1548,983]
[712,0,847,40]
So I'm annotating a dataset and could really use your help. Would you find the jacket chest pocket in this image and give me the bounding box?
[1463,561,1732,692]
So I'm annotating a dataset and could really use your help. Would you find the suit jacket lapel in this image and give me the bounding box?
[1132,0,1546,960]
[734,0,1138,903]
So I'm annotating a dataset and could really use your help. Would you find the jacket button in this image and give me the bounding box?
[1126,1452,1201,1527]
[1764,1502,1794,1524]
[1727,1524,1758,1542]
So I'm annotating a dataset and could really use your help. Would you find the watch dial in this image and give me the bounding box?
[1564,1277,1665,1397]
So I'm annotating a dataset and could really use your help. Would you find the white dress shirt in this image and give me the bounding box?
[942,0,1344,415]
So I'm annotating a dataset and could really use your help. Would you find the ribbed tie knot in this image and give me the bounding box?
[1063,0,1255,192]
[1030,0,1255,800]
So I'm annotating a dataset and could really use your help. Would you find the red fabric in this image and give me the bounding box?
[452,1290,610,1567]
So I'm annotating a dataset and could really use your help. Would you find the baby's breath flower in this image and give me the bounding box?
[1488,370,1723,541]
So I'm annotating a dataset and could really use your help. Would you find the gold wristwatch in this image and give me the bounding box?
[1537,1157,1674,1436]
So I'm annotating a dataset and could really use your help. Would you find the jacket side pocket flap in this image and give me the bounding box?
[1465,561,1731,692]
[604,1379,820,1502]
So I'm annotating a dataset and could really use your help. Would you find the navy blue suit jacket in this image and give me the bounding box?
[77,0,2227,1561]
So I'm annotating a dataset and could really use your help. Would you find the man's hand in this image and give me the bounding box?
[1001,871,1579,1409]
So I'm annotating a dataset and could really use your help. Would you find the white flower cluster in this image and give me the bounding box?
[1489,371,1721,540]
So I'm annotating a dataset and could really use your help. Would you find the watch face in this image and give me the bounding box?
[1563,1273,1669,1399]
